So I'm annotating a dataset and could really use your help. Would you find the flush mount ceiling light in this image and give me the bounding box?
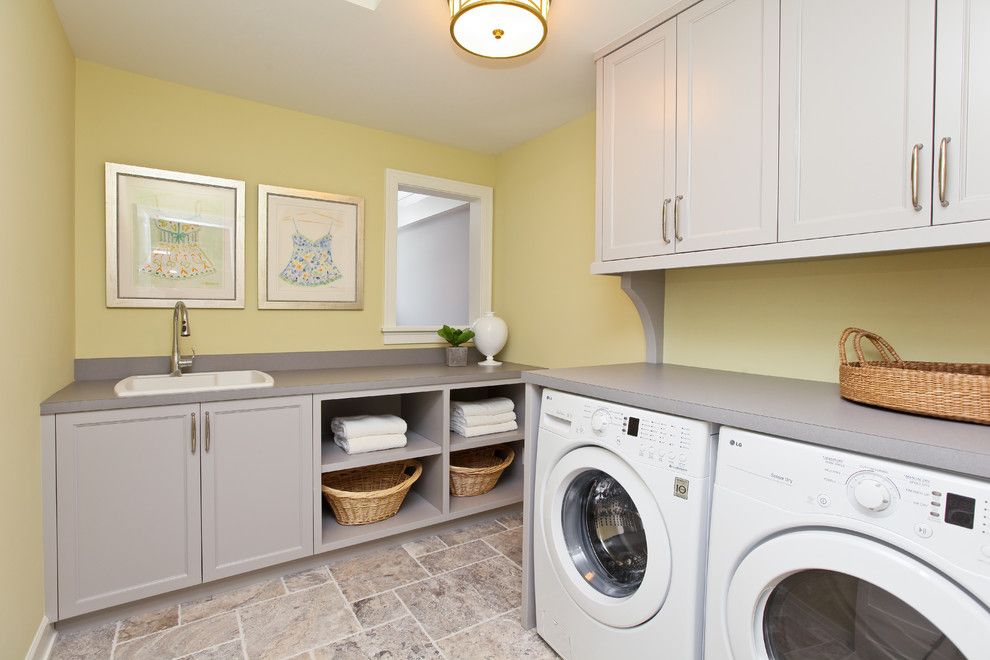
[448,0,551,59]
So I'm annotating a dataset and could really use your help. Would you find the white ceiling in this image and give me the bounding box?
[52,0,674,153]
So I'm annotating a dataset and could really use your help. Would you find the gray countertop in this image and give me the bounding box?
[524,363,990,480]
[42,362,536,415]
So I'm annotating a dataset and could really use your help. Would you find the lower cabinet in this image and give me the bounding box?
[54,396,313,618]
[55,405,202,618]
[201,397,313,581]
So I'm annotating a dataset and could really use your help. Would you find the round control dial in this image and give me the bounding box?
[846,471,898,514]
[590,409,610,433]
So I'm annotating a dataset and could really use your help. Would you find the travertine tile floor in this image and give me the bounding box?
[50,510,558,660]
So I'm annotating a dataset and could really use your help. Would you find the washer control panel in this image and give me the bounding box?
[540,389,715,478]
[718,427,990,574]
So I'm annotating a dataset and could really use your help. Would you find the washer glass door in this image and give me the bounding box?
[763,570,965,659]
[561,469,647,598]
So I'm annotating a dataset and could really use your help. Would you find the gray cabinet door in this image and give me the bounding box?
[56,405,202,618]
[201,396,314,581]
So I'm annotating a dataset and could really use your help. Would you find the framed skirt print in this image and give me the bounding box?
[106,163,246,308]
[258,184,364,310]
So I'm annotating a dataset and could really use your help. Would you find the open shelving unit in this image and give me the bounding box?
[312,379,526,554]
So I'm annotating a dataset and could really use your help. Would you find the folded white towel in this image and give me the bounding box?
[331,414,407,439]
[334,433,407,455]
[450,397,515,418]
[450,420,518,438]
[451,410,517,427]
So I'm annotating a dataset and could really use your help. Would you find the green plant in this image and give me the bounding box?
[437,325,475,347]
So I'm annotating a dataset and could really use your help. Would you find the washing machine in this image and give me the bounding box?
[533,389,718,659]
[705,428,990,660]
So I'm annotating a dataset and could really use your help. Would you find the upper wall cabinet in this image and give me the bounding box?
[674,0,779,252]
[600,21,677,260]
[778,0,936,241]
[933,0,990,225]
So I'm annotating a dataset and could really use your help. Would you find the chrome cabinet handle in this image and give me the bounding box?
[191,412,197,454]
[205,411,211,453]
[661,198,672,245]
[938,137,951,208]
[673,195,684,241]
[911,143,923,211]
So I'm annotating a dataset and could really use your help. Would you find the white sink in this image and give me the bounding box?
[114,370,275,397]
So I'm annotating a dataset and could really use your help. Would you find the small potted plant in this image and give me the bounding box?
[438,325,475,367]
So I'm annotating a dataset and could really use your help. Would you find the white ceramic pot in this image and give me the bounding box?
[472,312,508,366]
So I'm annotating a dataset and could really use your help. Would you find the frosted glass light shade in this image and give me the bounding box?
[449,0,550,59]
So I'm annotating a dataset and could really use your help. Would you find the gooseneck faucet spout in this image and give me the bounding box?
[170,301,195,377]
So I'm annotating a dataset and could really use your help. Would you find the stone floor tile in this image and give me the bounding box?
[437,611,558,659]
[117,604,180,642]
[484,526,524,566]
[284,565,332,592]
[181,579,285,623]
[114,613,240,660]
[49,621,117,660]
[401,536,447,558]
[451,556,523,613]
[179,638,245,659]
[312,616,440,660]
[351,591,406,628]
[436,520,506,547]
[239,583,361,659]
[329,547,428,602]
[417,539,496,575]
[495,510,524,529]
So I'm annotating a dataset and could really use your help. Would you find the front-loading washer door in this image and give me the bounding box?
[725,530,990,659]
[542,446,672,629]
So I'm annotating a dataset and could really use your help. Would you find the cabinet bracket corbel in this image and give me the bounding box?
[619,270,666,364]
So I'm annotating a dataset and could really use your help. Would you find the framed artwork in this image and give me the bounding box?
[106,163,245,308]
[258,184,364,310]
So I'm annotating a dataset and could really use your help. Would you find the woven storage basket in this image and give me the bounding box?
[839,327,990,425]
[321,459,422,525]
[449,444,515,497]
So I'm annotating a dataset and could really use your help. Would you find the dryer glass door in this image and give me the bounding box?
[763,570,965,659]
[561,469,647,597]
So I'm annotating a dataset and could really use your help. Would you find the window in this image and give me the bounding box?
[383,169,492,344]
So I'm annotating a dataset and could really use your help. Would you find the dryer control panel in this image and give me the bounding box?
[717,427,990,575]
[540,389,716,478]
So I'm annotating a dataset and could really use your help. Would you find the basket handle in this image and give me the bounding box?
[839,327,903,365]
[402,460,423,487]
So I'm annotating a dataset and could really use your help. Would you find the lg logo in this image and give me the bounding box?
[729,439,744,448]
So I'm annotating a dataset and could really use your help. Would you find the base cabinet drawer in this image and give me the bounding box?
[55,405,202,618]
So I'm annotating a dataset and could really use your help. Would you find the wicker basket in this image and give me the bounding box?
[321,460,422,525]
[839,327,990,425]
[449,444,515,497]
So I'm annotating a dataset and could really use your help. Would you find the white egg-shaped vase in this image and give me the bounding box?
[473,312,508,366]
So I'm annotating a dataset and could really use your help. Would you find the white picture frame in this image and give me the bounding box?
[105,163,245,308]
[258,184,365,310]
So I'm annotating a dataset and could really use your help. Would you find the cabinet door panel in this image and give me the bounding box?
[675,0,779,252]
[933,0,990,225]
[201,396,313,581]
[56,405,201,618]
[779,0,935,240]
[600,20,677,260]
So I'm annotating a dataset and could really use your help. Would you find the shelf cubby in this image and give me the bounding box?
[448,439,525,520]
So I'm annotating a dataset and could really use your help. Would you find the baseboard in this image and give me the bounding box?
[25,616,55,660]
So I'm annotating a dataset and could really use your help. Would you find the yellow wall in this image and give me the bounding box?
[494,114,645,368]
[75,61,496,358]
[663,246,990,382]
[0,0,75,654]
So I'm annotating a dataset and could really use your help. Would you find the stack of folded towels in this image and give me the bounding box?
[450,397,518,437]
[331,414,407,455]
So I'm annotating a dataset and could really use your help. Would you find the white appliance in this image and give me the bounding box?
[705,428,990,660]
[534,389,717,659]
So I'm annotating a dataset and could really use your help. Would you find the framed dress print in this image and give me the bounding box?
[106,163,246,308]
[258,184,364,310]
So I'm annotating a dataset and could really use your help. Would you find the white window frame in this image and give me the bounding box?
[383,169,493,345]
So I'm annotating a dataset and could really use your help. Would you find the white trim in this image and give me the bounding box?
[383,169,493,344]
[591,219,990,274]
[26,617,55,660]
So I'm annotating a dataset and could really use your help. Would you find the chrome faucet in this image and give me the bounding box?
[170,301,195,377]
